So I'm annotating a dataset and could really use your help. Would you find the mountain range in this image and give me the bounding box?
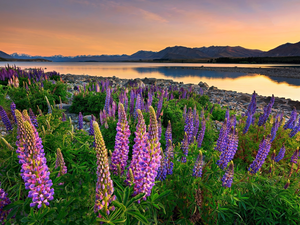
[2,41,300,62]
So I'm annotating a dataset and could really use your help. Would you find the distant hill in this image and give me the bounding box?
[6,41,300,62]
[0,50,13,59]
[263,42,300,57]
[196,46,264,57]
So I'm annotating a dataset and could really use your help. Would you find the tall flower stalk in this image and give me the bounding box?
[221,161,234,188]
[0,106,12,132]
[55,148,67,185]
[184,107,194,144]
[165,120,172,150]
[93,121,116,216]
[193,150,203,177]
[111,103,130,175]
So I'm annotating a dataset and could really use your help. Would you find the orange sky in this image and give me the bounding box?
[1,0,300,56]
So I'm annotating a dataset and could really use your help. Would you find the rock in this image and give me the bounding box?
[198,81,209,90]
[209,86,218,91]
[236,94,251,102]
[124,79,145,88]
[83,115,92,122]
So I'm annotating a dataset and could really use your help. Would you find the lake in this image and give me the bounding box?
[1,62,300,101]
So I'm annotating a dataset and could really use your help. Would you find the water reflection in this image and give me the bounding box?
[1,62,300,100]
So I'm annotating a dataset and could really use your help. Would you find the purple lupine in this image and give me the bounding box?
[291,148,299,164]
[193,112,200,139]
[217,127,239,169]
[184,107,194,144]
[139,106,162,199]
[225,108,230,121]
[183,105,187,121]
[89,115,95,136]
[165,120,172,150]
[29,108,38,128]
[221,161,234,188]
[258,95,275,126]
[289,123,300,138]
[193,150,203,177]
[271,116,280,141]
[130,90,135,116]
[229,115,236,129]
[93,121,116,216]
[284,108,298,130]
[247,91,257,116]
[156,93,163,119]
[199,87,203,96]
[61,112,66,122]
[0,182,12,225]
[124,90,128,112]
[275,144,286,162]
[248,135,272,174]
[78,112,83,130]
[0,106,12,132]
[210,104,215,114]
[21,118,54,208]
[156,152,167,181]
[134,94,141,120]
[55,148,67,185]
[165,140,174,175]
[180,133,189,163]
[112,101,116,120]
[111,103,130,175]
[243,111,252,134]
[104,88,111,113]
[10,102,17,123]
[126,109,148,195]
[158,117,162,140]
[197,116,206,148]
[215,119,228,152]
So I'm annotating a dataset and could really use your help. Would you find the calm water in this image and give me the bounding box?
[1,62,300,101]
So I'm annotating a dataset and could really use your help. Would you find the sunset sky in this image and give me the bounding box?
[1,0,300,56]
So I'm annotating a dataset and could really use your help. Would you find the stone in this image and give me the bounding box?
[83,115,92,122]
[198,81,209,90]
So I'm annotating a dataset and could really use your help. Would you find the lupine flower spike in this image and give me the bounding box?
[275,144,286,162]
[165,120,172,150]
[10,102,17,123]
[78,112,83,130]
[193,150,203,177]
[126,109,148,195]
[55,148,67,185]
[221,161,234,188]
[93,121,116,216]
[197,116,206,148]
[111,103,130,175]
[181,132,189,163]
[165,140,174,175]
[45,96,52,114]
[0,106,12,132]
[0,182,12,224]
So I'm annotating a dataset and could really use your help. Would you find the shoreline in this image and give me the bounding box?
[61,73,300,118]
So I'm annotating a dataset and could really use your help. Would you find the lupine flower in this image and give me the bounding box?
[258,95,275,126]
[134,94,141,120]
[199,87,203,96]
[193,112,200,140]
[156,93,163,119]
[111,103,130,175]
[183,105,187,120]
[243,111,252,134]
[248,135,272,174]
[221,161,234,188]
[61,112,66,122]
[126,109,148,195]
[45,96,52,114]
[0,183,12,225]
[165,140,174,175]
[193,150,203,177]
[210,104,215,114]
[139,106,162,199]
[55,148,67,185]
[270,116,280,142]
[157,117,162,140]
[78,112,83,130]
[284,179,290,189]
[10,102,17,123]
[93,121,116,216]
[0,106,12,132]
[89,115,95,136]
[29,108,38,128]
[104,88,111,113]
[165,120,172,150]
[197,116,206,148]
[184,107,194,144]
[284,108,297,130]
[275,144,285,162]
[130,90,135,116]
[215,119,228,152]
[247,91,257,116]
[156,151,167,181]
[291,148,299,164]
[112,101,116,120]
[181,133,189,163]
[217,127,239,169]
[21,119,54,208]
[225,108,230,121]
